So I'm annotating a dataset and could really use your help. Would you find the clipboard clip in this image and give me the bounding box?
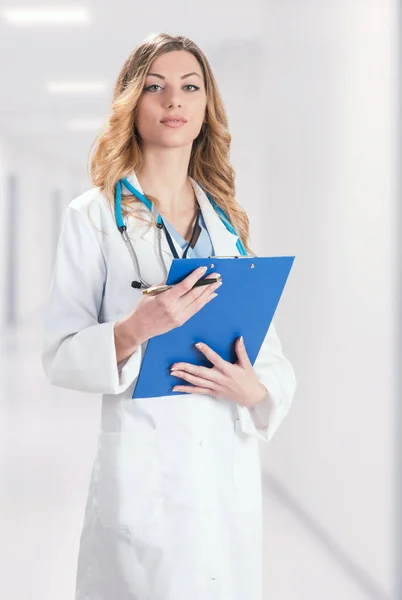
[207,256,256,268]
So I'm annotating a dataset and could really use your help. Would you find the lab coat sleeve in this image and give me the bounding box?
[236,321,297,443]
[42,205,143,394]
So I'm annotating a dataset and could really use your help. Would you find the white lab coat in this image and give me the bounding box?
[42,171,297,600]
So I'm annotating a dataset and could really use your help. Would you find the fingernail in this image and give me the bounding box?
[200,266,207,273]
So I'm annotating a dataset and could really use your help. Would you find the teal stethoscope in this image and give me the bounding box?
[115,177,248,289]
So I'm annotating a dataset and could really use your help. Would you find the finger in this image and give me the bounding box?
[193,342,229,373]
[181,272,220,298]
[167,266,209,301]
[171,363,222,385]
[176,282,221,322]
[170,370,218,389]
[149,272,217,310]
[180,277,222,311]
[172,384,215,395]
[234,336,252,369]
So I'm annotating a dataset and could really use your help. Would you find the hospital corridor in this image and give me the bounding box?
[0,2,399,599]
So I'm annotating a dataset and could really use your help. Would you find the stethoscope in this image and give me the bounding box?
[114,177,248,290]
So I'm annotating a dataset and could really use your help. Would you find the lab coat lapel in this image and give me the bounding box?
[191,179,240,257]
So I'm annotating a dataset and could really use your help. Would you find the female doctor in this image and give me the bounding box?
[42,33,297,600]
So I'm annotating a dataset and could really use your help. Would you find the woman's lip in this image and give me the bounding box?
[161,120,187,128]
[161,117,187,123]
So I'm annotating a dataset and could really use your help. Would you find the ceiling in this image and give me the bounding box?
[0,0,263,171]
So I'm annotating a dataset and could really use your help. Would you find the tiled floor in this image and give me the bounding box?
[0,320,370,599]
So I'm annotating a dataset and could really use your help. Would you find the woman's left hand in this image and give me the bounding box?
[170,337,267,408]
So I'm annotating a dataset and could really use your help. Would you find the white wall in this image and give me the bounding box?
[211,40,265,249]
[0,137,8,329]
[259,1,397,596]
[3,135,88,324]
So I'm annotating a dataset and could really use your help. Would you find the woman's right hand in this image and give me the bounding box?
[114,267,222,361]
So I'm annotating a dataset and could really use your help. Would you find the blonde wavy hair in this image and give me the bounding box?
[90,32,253,254]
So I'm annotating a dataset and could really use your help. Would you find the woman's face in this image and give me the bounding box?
[135,50,207,150]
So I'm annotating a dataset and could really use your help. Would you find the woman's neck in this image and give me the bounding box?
[136,146,195,217]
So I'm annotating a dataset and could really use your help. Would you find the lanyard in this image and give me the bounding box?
[160,207,201,259]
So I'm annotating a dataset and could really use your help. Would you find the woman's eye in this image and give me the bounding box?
[184,84,200,92]
[144,84,162,92]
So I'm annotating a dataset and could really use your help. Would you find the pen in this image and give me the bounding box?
[142,277,222,297]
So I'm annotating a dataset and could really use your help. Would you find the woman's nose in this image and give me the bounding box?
[163,91,182,109]
[165,100,182,109]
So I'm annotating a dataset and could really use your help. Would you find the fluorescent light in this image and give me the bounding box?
[2,6,90,25]
[47,81,107,94]
[67,118,104,131]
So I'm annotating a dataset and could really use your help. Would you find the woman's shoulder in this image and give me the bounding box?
[66,186,115,230]
[65,184,153,240]
[68,186,110,215]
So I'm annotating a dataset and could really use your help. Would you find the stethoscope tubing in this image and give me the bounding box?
[114,178,248,289]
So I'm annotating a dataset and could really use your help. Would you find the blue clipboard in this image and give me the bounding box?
[132,256,295,399]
